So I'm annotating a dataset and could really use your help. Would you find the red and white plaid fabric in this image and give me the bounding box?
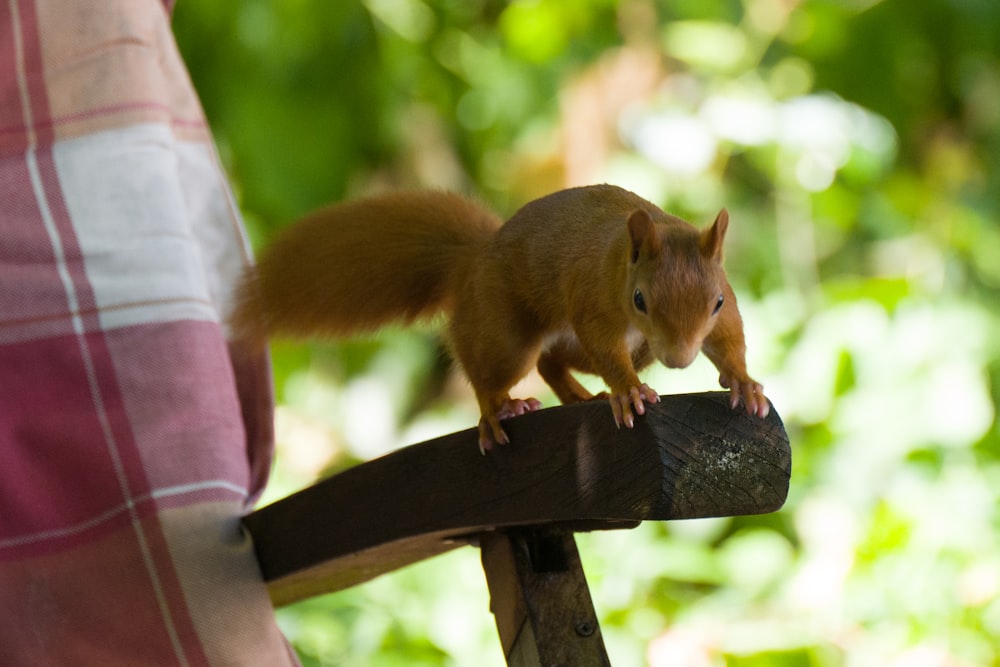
[1,1,298,663]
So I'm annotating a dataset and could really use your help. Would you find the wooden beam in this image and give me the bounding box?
[481,528,610,666]
[243,392,790,606]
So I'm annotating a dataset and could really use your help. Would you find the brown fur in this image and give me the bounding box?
[230,191,502,349]
[230,184,766,449]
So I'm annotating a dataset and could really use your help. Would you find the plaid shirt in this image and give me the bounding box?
[0,1,297,663]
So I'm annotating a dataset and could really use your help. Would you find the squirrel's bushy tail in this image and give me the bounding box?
[230,191,501,349]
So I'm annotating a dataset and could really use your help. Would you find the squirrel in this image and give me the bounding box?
[231,184,768,452]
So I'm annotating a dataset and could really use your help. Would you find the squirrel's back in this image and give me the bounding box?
[493,185,670,271]
[486,184,678,324]
[230,191,502,348]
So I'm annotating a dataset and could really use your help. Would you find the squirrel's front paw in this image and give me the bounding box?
[720,374,769,418]
[608,383,659,429]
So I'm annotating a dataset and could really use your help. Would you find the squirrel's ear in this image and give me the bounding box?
[627,209,660,263]
[700,208,729,262]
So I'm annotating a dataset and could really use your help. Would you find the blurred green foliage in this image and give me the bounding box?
[174,0,1000,664]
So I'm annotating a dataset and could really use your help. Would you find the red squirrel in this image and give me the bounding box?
[231,184,768,452]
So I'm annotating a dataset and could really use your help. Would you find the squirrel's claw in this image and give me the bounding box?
[609,383,659,429]
[721,375,769,418]
[478,418,506,455]
[478,397,543,454]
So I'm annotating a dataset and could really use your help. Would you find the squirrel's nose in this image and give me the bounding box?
[656,343,699,369]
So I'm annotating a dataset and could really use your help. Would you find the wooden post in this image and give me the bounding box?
[481,528,610,667]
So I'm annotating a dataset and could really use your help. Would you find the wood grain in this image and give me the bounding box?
[243,391,790,606]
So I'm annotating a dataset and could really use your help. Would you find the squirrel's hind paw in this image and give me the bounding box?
[608,383,659,429]
[496,397,543,420]
[478,397,543,454]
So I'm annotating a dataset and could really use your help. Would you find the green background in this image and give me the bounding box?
[175,1,1000,665]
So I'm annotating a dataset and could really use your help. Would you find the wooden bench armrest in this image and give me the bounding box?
[243,392,791,607]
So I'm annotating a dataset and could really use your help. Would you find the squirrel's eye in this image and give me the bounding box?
[712,293,724,315]
[633,288,647,314]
